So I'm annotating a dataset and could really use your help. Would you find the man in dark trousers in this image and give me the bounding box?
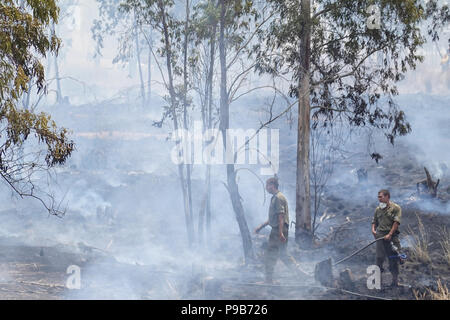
[255,177,300,284]
[372,189,403,287]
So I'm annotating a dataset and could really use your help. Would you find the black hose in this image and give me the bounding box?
[333,237,385,266]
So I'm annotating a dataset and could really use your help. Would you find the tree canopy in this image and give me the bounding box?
[253,0,449,240]
[0,0,74,215]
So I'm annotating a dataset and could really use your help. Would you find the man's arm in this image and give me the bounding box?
[273,197,287,242]
[371,223,377,238]
[385,206,401,240]
[278,213,286,242]
[371,211,378,238]
[254,220,269,234]
[384,222,399,241]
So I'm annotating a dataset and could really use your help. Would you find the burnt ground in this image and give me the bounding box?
[1,209,448,300]
[0,102,449,300]
[0,147,448,300]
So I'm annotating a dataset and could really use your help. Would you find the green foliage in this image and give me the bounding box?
[254,0,449,144]
[0,1,74,178]
[191,0,220,42]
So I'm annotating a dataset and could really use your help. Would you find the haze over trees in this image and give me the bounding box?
[1,0,448,263]
[90,0,449,260]
[92,0,154,108]
[253,0,449,244]
[0,0,74,215]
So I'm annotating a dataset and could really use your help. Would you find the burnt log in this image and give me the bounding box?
[315,258,334,287]
[338,269,355,290]
[416,167,440,198]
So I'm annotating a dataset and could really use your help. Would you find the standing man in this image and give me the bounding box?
[255,177,299,284]
[371,189,403,287]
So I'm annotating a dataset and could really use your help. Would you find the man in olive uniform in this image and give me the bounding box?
[371,189,403,287]
[255,177,299,284]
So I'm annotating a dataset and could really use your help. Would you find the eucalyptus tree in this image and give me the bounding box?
[217,0,278,261]
[0,0,74,215]
[119,0,197,246]
[17,0,77,109]
[189,0,220,245]
[255,0,449,244]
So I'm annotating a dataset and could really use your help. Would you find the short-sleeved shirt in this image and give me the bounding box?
[268,191,289,228]
[372,201,402,233]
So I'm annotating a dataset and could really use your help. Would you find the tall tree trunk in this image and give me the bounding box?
[183,0,194,245]
[295,0,312,245]
[51,22,62,104]
[205,17,217,243]
[219,0,253,262]
[134,10,146,107]
[54,54,62,103]
[205,164,211,242]
[147,29,152,105]
[159,0,195,246]
[23,79,32,110]
[198,186,207,245]
[20,0,30,110]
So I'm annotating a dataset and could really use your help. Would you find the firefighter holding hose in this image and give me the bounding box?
[371,189,403,287]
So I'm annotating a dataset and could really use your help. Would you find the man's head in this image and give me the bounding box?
[378,189,390,203]
[266,177,279,194]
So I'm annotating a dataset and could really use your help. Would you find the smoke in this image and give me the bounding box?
[1,88,448,299]
[398,95,450,177]
[1,0,449,299]
[0,264,11,284]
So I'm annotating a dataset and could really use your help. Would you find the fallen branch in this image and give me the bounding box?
[416,167,440,198]
[17,280,65,289]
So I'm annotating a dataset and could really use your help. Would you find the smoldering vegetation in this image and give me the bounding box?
[1,0,450,300]
[0,89,449,300]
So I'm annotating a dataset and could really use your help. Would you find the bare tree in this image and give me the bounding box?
[310,115,347,238]
[190,0,219,245]
[92,0,153,108]
[119,0,197,245]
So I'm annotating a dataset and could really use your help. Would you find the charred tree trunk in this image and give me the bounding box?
[219,0,254,262]
[417,167,440,198]
[295,0,312,245]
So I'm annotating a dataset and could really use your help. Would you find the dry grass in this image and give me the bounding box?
[414,279,450,300]
[413,288,427,300]
[439,227,450,265]
[407,213,431,264]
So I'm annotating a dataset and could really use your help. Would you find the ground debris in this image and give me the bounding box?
[416,167,440,198]
[339,269,355,290]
